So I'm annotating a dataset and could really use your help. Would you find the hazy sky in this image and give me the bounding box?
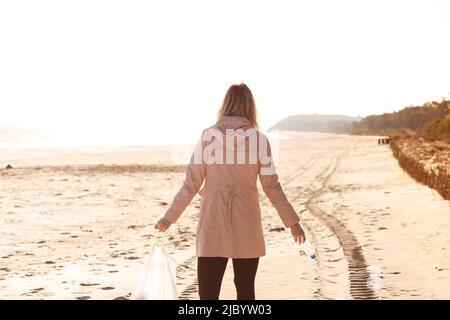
[1,0,450,145]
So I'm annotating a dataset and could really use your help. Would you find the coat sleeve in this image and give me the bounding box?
[163,136,206,225]
[258,136,300,228]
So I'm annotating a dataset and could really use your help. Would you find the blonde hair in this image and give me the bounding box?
[217,83,259,129]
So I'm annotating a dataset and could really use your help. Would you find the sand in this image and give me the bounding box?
[0,133,449,300]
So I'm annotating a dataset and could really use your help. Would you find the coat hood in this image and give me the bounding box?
[211,116,259,151]
[216,116,252,131]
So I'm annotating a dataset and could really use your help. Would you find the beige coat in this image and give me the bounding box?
[163,116,300,258]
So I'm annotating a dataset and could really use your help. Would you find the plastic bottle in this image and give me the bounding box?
[297,240,317,260]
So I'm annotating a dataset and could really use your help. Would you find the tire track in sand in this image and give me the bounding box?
[304,156,377,299]
[176,255,198,299]
[288,157,350,299]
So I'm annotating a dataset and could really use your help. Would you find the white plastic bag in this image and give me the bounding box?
[130,237,178,300]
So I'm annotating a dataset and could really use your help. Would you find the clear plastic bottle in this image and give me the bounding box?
[297,240,317,260]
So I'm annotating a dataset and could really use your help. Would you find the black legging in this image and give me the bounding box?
[197,257,259,300]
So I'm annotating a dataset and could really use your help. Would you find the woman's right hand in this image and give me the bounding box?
[290,223,305,244]
[155,216,170,232]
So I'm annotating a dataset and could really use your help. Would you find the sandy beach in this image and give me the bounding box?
[1,133,449,300]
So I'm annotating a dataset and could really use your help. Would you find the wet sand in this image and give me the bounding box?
[1,133,449,299]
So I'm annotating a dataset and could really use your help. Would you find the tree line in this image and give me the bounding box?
[353,99,450,141]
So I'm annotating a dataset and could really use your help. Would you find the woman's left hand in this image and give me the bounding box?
[290,223,305,244]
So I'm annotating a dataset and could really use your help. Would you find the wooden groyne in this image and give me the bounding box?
[390,137,450,200]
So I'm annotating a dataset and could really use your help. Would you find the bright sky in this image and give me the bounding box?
[1,0,450,145]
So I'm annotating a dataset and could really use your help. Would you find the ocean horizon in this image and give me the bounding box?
[0,126,290,149]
